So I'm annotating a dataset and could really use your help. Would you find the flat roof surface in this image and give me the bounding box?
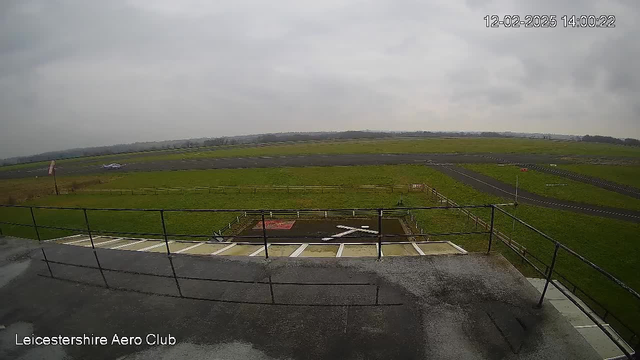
[0,237,599,360]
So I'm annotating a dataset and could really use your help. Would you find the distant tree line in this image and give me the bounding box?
[581,135,640,147]
[203,137,238,147]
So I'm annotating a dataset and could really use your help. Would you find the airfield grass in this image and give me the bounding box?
[116,137,640,164]
[91,165,445,189]
[558,164,640,189]
[4,137,640,172]
[0,175,115,204]
[462,164,640,211]
[1,164,639,339]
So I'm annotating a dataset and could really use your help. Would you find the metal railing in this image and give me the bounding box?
[0,203,637,358]
[491,206,638,359]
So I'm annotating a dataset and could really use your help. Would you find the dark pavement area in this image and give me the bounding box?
[236,218,406,243]
[430,165,640,223]
[0,153,575,179]
[0,236,600,360]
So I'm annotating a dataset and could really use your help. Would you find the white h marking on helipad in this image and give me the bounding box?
[322,225,378,241]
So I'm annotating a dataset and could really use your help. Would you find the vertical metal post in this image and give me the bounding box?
[53,170,59,195]
[261,211,269,259]
[30,207,41,242]
[160,210,183,297]
[160,210,171,255]
[487,206,495,254]
[83,209,109,288]
[537,243,560,308]
[377,209,383,260]
[30,207,53,277]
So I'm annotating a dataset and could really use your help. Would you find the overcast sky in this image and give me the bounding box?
[1,0,639,158]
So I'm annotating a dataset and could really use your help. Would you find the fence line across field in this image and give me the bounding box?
[68,184,433,196]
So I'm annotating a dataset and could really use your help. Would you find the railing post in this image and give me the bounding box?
[261,211,269,259]
[30,207,41,242]
[377,209,383,260]
[160,210,171,255]
[83,209,109,288]
[487,206,495,254]
[30,207,53,277]
[536,243,560,308]
[160,210,183,297]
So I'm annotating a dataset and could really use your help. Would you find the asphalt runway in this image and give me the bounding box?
[0,153,572,179]
[3,152,639,222]
[430,165,640,223]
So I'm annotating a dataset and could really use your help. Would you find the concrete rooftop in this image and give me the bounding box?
[0,237,600,360]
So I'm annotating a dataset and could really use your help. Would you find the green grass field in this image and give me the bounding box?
[0,175,115,204]
[1,163,638,339]
[111,138,640,164]
[4,137,640,172]
[90,165,445,189]
[558,164,640,189]
[461,164,640,211]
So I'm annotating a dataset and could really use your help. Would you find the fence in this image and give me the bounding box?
[0,203,637,358]
[68,184,432,196]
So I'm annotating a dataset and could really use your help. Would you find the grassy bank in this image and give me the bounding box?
[0,175,115,205]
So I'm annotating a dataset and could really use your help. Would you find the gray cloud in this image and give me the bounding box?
[1,0,639,158]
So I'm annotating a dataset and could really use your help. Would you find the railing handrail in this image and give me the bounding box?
[0,204,500,212]
[493,205,640,302]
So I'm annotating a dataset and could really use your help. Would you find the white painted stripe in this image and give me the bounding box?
[249,244,270,257]
[336,244,345,257]
[332,229,360,237]
[412,242,426,256]
[175,242,204,254]
[111,239,146,249]
[574,324,609,329]
[447,241,468,255]
[336,225,378,234]
[46,234,84,243]
[290,244,309,257]
[92,238,124,247]
[211,243,236,255]
[573,324,597,329]
[64,237,92,245]
[138,241,172,252]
